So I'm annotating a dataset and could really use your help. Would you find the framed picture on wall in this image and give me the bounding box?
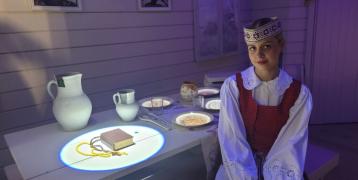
[29,0,82,11]
[138,0,171,11]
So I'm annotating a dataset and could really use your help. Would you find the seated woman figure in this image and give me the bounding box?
[216,17,313,180]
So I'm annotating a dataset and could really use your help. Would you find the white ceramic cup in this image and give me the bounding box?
[113,89,135,105]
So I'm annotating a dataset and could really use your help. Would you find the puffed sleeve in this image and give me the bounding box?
[217,76,258,180]
[263,85,313,180]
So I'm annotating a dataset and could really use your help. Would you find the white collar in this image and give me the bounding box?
[241,66,293,95]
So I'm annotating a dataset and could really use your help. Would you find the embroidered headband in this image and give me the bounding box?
[244,17,282,43]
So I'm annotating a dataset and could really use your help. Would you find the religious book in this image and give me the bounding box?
[100,128,134,151]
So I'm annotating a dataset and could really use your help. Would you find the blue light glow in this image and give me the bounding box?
[59,125,165,172]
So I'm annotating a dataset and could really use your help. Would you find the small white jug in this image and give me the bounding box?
[113,89,139,121]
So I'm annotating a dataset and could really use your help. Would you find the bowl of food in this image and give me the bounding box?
[174,111,213,128]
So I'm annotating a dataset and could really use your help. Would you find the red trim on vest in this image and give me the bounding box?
[236,73,301,155]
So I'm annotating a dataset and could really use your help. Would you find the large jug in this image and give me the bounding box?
[47,72,92,131]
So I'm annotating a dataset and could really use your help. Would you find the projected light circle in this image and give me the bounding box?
[60,125,164,171]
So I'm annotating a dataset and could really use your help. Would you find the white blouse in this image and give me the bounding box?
[216,66,313,180]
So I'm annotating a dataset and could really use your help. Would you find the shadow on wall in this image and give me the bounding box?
[0,10,87,176]
[0,20,55,137]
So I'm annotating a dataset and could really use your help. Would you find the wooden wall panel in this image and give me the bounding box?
[252,7,307,19]
[251,0,303,10]
[0,25,193,53]
[0,1,28,12]
[285,42,305,54]
[238,18,306,31]
[0,12,193,33]
[0,0,193,12]
[84,0,193,12]
[283,53,305,64]
[284,30,305,42]
[0,51,194,109]
[283,18,307,30]
[0,0,250,175]
[0,50,193,92]
[310,0,358,123]
[0,38,193,73]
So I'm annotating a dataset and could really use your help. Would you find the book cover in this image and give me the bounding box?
[100,128,134,151]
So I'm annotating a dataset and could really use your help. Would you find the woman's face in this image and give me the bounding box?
[247,36,283,73]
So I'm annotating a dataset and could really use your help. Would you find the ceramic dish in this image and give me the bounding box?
[197,87,220,97]
[139,96,175,109]
[204,98,221,111]
[175,111,213,128]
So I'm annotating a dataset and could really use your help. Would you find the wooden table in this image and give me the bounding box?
[4,105,219,180]
[4,99,339,180]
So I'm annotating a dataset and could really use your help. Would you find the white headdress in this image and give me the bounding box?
[244,17,282,43]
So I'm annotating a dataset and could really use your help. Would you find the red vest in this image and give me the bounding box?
[236,73,301,155]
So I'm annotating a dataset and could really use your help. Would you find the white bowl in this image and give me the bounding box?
[204,98,221,111]
[197,87,220,97]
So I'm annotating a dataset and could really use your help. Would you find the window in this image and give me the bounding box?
[193,0,239,61]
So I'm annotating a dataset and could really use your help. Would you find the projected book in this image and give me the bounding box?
[100,128,134,151]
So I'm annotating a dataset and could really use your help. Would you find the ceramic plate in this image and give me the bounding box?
[197,87,220,97]
[204,98,221,111]
[175,111,213,127]
[139,97,174,109]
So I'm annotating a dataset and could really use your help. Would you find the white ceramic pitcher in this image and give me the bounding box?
[113,89,139,121]
[47,72,92,131]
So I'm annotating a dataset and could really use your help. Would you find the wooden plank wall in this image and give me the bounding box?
[0,0,251,175]
[247,0,308,81]
[310,0,358,124]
